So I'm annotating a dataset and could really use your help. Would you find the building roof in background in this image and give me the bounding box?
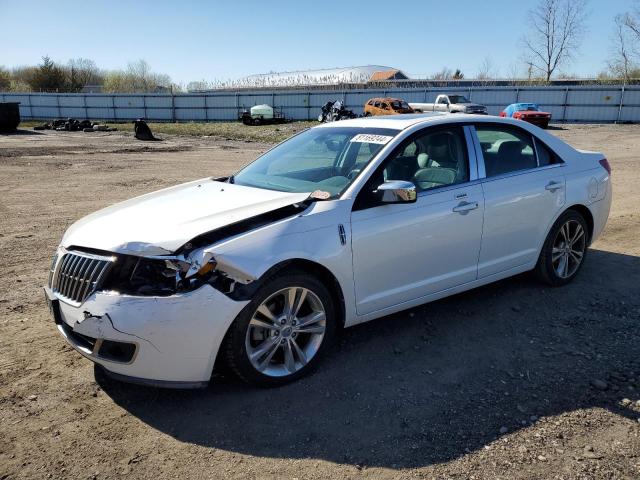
[369,69,408,81]
[232,65,409,88]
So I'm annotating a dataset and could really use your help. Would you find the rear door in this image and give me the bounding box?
[350,125,484,315]
[472,124,566,278]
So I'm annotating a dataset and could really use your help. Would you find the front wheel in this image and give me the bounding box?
[223,270,336,387]
[535,210,588,286]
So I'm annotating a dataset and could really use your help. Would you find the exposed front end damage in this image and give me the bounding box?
[44,198,322,387]
[45,282,248,388]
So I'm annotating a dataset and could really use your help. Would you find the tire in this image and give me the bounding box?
[363,112,371,117]
[253,117,261,126]
[223,270,336,387]
[534,210,589,286]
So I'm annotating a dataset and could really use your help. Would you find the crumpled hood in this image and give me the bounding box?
[61,178,311,255]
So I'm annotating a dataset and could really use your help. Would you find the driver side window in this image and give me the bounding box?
[383,127,470,192]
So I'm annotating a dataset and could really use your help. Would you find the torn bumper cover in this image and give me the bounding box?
[44,285,248,388]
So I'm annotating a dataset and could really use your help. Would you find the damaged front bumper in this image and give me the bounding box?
[44,284,248,388]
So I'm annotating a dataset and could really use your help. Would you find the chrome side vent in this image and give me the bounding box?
[50,251,115,306]
[338,224,346,246]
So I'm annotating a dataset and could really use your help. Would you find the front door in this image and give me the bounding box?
[350,125,484,315]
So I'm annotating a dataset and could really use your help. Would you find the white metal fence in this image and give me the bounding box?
[2,85,638,123]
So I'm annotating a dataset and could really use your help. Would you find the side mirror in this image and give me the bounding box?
[375,180,417,204]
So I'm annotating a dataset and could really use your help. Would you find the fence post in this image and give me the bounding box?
[56,94,61,119]
[83,94,88,119]
[616,84,625,124]
[142,94,147,120]
[306,91,310,121]
[171,92,176,123]
[423,88,427,101]
[515,88,520,103]
[562,87,569,123]
[204,96,209,121]
[111,95,116,122]
[28,93,33,119]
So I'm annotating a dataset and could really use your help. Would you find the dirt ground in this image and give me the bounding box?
[0,124,639,480]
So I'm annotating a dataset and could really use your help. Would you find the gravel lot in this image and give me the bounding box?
[0,123,639,479]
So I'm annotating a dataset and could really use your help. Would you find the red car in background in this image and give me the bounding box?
[499,103,552,129]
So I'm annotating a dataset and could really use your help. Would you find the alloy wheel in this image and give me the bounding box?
[245,287,326,377]
[552,220,586,279]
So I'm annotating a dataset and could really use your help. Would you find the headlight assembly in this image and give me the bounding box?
[100,250,218,296]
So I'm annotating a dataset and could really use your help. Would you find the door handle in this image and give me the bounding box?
[545,181,564,192]
[452,201,479,213]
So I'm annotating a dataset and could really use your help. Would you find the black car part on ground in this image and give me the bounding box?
[33,118,117,132]
[318,100,357,123]
[133,119,159,141]
[0,102,21,132]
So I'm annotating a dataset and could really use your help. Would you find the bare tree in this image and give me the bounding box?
[609,14,635,83]
[622,1,640,41]
[103,60,173,93]
[66,58,100,92]
[522,0,589,81]
[476,56,498,80]
[431,67,454,80]
[0,67,10,91]
[506,62,523,83]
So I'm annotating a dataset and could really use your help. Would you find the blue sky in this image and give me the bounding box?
[0,0,635,84]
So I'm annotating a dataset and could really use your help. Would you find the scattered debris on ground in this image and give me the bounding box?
[33,118,117,133]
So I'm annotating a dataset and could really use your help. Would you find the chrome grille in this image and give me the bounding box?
[50,250,114,305]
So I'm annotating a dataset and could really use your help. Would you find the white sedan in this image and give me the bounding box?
[44,114,612,388]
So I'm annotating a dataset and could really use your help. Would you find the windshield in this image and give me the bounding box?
[516,103,540,111]
[232,127,400,197]
[448,95,470,104]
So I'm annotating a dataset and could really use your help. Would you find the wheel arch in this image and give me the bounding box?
[564,204,594,244]
[259,258,346,328]
[212,258,346,376]
[535,203,595,265]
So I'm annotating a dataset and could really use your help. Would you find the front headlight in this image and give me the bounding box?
[100,251,218,296]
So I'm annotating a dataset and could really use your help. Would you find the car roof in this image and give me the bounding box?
[315,113,445,130]
[315,112,518,131]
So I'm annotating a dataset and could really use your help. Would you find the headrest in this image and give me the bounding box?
[498,141,524,157]
[426,133,452,159]
[417,153,429,168]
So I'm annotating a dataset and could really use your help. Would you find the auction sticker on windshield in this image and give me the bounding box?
[350,134,394,144]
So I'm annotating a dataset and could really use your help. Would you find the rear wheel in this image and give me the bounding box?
[223,270,336,387]
[535,210,588,286]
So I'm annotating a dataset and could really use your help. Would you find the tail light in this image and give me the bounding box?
[599,158,611,175]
